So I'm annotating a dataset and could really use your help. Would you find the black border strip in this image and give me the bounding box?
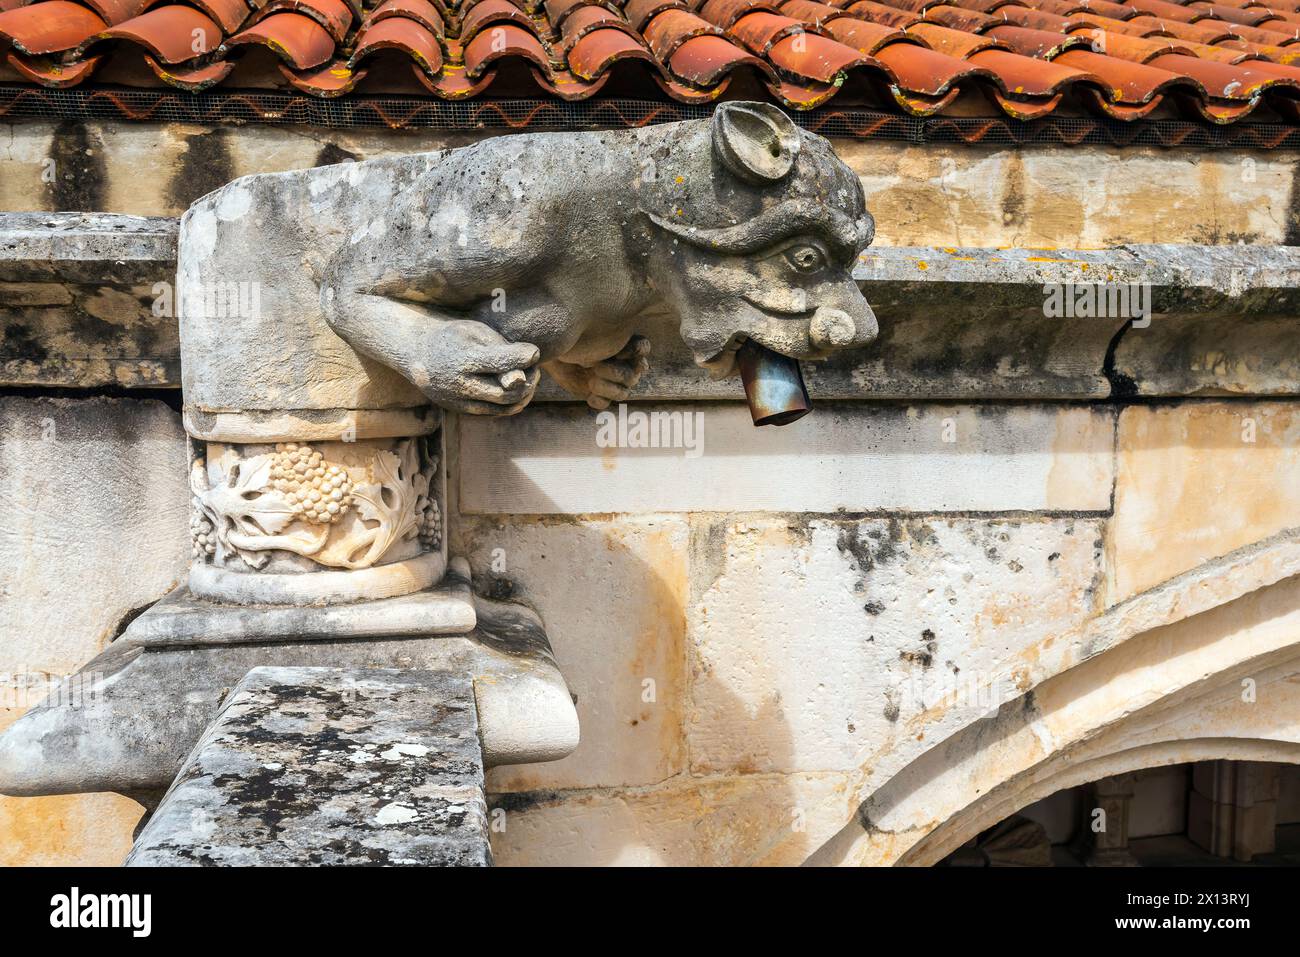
[4,84,1300,148]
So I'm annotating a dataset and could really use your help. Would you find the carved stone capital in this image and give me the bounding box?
[188,427,444,604]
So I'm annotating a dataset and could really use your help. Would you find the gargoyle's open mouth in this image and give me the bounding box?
[700,328,819,379]
[699,332,751,379]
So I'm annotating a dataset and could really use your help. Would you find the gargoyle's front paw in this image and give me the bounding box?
[547,335,652,411]
[420,320,541,415]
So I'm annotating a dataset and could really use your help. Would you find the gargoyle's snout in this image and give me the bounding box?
[809,301,878,353]
[809,307,856,350]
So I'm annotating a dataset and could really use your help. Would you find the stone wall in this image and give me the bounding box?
[1,126,1298,864]
[2,119,1297,246]
[0,395,189,864]
[448,400,1300,865]
[1,390,1297,864]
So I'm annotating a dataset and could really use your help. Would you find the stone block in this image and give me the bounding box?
[462,516,690,791]
[1109,402,1300,602]
[489,772,850,867]
[0,213,179,388]
[0,396,190,675]
[128,666,490,866]
[0,709,142,866]
[458,403,1114,514]
[686,515,1104,775]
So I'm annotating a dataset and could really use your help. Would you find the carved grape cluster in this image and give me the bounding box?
[190,506,215,559]
[419,497,441,549]
[271,443,354,525]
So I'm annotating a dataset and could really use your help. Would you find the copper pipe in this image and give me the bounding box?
[737,339,811,427]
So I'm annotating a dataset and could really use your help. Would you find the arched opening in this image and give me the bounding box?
[806,551,1300,867]
[937,760,1300,866]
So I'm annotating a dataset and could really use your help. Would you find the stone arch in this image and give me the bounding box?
[808,531,1300,866]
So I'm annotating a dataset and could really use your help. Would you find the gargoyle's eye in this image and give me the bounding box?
[786,244,827,274]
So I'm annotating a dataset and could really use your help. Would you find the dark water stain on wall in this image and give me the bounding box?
[315,142,359,167]
[166,128,235,213]
[49,121,106,212]
[1285,162,1300,246]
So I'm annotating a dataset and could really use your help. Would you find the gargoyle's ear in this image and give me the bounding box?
[712,102,801,185]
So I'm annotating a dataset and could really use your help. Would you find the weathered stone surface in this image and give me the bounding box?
[0,567,578,799]
[0,709,143,866]
[1,213,179,387]
[0,121,484,218]
[127,666,490,866]
[0,212,176,282]
[574,244,1300,402]
[1108,402,1300,603]
[460,516,689,791]
[4,121,1294,247]
[0,791,141,867]
[0,397,190,677]
[187,432,447,605]
[686,515,1104,775]
[490,771,850,867]
[177,157,432,414]
[458,402,1115,514]
[1114,313,1300,397]
[8,207,1299,402]
[836,142,1296,249]
[465,511,1101,856]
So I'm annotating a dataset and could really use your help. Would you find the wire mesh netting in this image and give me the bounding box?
[3,85,1300,149]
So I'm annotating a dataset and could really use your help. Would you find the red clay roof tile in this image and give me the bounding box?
[819,14,914,53]
[86,0,150,26]
[643,7,722,57]
[147,52,235,87]
[351,14,444,72]
[0,0,1298,124]
[459,0,536,38]
[559,4,635,44]
[0,1,105,54]
[8,48,103,82]
[463,21,550,75]
[369,0,447,34]
[87,5,221,63]
[668,30,772,83]
[280,57,366,93]
[152,0,246,34]
[624,0,687,31]
[568,23,652,75]
[225,11,335,68]
[252,0,355,43]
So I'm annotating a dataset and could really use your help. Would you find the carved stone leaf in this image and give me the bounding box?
[348,442,423,568]
[199,453,313,568]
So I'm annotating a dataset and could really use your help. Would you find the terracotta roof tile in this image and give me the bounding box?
[7,47,102,80]
[86,6,222,63]
[0,1,105,54]
[462,20,550,76]
[2,0,1300,123]
[253,0,355,43]
[148,51,234,86]
[351,14,444,73]
[369,0,446,33]
[87,0,148,24]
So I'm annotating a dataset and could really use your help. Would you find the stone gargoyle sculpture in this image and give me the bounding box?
[319,101,878,418]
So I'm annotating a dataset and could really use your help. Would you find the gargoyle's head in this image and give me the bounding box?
[641,101,877,377]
